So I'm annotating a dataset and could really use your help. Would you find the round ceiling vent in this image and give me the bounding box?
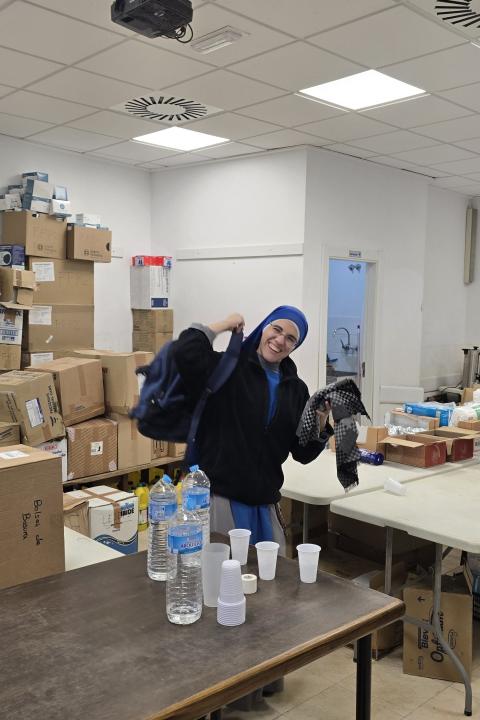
[122,95,208,122]
[435,1,480,28]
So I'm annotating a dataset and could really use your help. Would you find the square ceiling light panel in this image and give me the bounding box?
[134,127,229,151]
[300,70,425,111]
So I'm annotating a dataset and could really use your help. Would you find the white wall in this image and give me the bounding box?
[0,135,151,351]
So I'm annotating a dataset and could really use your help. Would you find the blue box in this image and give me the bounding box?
[403,403,453,427]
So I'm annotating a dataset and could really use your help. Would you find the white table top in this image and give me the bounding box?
[281,449,480,506]
[330,467,480,553]
[64,527,124,571]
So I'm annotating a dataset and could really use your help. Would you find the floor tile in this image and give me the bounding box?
[405,685,479,718]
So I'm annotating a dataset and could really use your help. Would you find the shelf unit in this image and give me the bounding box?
[62,455,184,488]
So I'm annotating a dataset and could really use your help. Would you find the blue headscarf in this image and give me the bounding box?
[242,305,308,352]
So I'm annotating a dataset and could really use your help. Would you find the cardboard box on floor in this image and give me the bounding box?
[403,567,472,682]
[109,412,152,469]
[67,225,111,263]
[3,211,67,259]
[416,427,475,462]
[28,257,94,305]
[66,417,117,480]
[0,268,36,309]
[23,305,94,353]
[132,331,172,354]
[378,434,447,468]
[26,357,104,427]
[0,444,64,590]
[0,420,20,446]
[0,370,64,445]
[64,485,138,554]
[132,309,173,333]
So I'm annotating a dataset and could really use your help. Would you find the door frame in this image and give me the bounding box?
[318,246,382,422]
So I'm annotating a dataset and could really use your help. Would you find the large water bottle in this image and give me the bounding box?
[166,506,203,625]
[182,464,210,547]
[147,473,177,581]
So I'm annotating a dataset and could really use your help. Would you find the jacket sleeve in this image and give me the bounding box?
[172,327,222,402]
[290,382,334,464]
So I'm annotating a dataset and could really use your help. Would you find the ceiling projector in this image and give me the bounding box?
[111,0,193,40]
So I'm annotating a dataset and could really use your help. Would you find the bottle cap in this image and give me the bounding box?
[163,473,172,484]
[189,464,200,472]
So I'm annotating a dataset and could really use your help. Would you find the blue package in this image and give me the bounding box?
[403,402,453,427]
[151,298,169,308]
[0,244,25,268]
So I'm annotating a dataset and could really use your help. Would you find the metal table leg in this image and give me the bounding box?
[356,634,372,720]
[303,502,310,544]
[384,526,393,595]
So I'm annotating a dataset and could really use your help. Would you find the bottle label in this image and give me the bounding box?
[184,489,210,511]
[149,499,177,522]
[168,524,202,554]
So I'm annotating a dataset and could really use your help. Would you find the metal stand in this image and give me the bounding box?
[356,635,372,720]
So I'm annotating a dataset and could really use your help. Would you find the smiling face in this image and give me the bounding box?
[258,319,300,363]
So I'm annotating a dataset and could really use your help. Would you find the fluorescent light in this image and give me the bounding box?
[299,70,426,111]
[190,26,246,54]
[133,127,229,151]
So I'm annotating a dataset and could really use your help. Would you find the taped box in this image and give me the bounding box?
[130,265,170,309]
[3,210,67,259]
[64,485,138,554]
[28,257,94,305]
[67,225,111,263]
[0,268,36,309]
[132,331,172,354]
[0,344,21,371]
[132,308,173,333]
[109,412,152,469]
[35,437,68,483]
[416,427,475,462]
[23,304,94,353]
[0,307,23,345]
[0,420,20,446]
[66,418,117,480]
[378,434,447,468]
[63,493,89,536]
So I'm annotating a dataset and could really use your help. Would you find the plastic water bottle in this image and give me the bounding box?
[182,464,210,547]
[166,506,203,625]
[147,473,177,581]
[359,449,384,466]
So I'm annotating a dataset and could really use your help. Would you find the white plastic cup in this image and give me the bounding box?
[218,559,244,604]
[296,543,321,583]
[384,477,406,496]
[217,596,246,627]
[255,541,279,580]
[228,528,251,565]
[202,543,230,607]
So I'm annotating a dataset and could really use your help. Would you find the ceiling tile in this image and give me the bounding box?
[0,1,122,64]
[458,172,480,182]
[0,85,15,99]
[407,0,480,38]
[440,82,480,114]
[29,68,150,109]
[28,0,133,36]
[67,111,166,139]
[0,91,94,123]
[369,155,435,175]
[433,176,478,187]
[310,6,463,68]
[455,138,480,153]
[236,94,345,126]
[0,46,62,87]
[0,112,53,137]
[244,129,327,149]
[229,42,362,92]
[27,126,120,151]
[90,141,178,163]
[323,143,378,159]
[161,70,284,111]
[450,185,480,196]
[297,114,393,142]
[384,43,480,92]
[412,115,480,142]
[193,142,260,158]
[155,153,212,166]
[216,0,394,38]
[348,130,439,153]
[184,112,279,139]
[390,144,476,165]
[137,4,292,67]
[430,157,480,174]
[361,95,472,128]
[78,41,212,90]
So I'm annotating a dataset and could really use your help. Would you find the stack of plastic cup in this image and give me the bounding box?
[217,559,246,627]
[228,528,251,565]
[255,541,279,580]
[296,543,321,583]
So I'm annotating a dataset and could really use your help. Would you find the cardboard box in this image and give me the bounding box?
[458,419,480,432]
[0,344,21,370]
[130,265,170,309]
[0,444,64,590]
[132,309,173,333]
[28,257,94,305]
[66,417,117,480]
[36,437,67,483]
[461,385,480,404]
[403,568,472,682]
[0,370,64,445]
[417,428,475,462]
[0,268,36,308]
[23,305,94,352]
[77,351,152,415]
[109,412,152,469]
[132,331,172,354]
[279,496,329,559]
[0,307,23,345]
[3,211,67,259]
[0,420,20,446]
[26,357,104,427]
[64,485,138,554]
[152,439,168,460]
[330,425,388,454]
[386,409,440,432]
[21,350,77,368]
[168,441,186,458]
[63,494,89,536]
[378,434,447,468]
[66,225,111,263]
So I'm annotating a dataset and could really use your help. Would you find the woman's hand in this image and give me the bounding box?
[209,313,245,335]
[316,401,331,432]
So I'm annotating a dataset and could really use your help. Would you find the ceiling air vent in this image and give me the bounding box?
[435,1,480,28]
[111,94,222,124]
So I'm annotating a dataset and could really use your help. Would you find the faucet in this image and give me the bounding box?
[333,327,351,351]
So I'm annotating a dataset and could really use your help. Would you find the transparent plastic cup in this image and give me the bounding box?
[218,559,244,603]
[255,541,279,580]
[296,543,321,583]
[202,543,230,607]
[384,477,406,496]
[228,528,251,565]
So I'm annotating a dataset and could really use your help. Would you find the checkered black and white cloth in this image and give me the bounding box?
[296,378,370,492]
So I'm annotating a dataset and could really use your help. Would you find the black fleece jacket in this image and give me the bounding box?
[173,328,330,506]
